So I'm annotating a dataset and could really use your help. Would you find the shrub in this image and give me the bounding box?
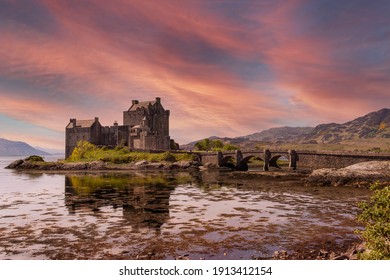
[161,152,176,162]
[194,138,240,151]
[67,141,196,163]
[195,138,211,151]
[223,143,240,151]
[25,155,44,162]
[174,152,197,162]
[68,140,98,161]
[356,182,390,259]
[369,147,381,153]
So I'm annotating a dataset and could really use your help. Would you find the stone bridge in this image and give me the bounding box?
[196,150,390,171]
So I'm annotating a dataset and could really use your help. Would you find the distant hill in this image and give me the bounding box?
[181,108,390,150]
[0,138,50,156]
[245,126,314,143]
[301,108,390,144]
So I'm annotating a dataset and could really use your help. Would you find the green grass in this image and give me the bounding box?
[25,155,45,162]
[67,141,197,163]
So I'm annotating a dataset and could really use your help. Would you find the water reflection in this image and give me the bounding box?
[64,173,191,231]
[0,161,372,260]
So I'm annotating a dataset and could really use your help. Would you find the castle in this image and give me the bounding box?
[65,97,177,158]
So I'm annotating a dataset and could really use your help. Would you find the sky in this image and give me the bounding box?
[0,0,389,151]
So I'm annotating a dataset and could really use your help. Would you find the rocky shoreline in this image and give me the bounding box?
[305,161,390,187]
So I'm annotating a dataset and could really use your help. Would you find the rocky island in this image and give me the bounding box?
[5,155,201,172]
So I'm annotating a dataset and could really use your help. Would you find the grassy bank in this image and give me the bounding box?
[67,141,197,164]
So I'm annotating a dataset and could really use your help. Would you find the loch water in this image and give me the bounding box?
[0,156,371,260]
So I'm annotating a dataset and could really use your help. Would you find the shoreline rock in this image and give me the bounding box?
[5,158,201,171]
[305,161,390,187]
[271,242,366,260]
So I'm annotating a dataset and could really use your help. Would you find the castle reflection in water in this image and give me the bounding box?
[64,173,178,232]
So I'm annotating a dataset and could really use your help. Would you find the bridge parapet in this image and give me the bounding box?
[295,150,390,169]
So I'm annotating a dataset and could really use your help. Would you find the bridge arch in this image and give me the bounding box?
[269,155,282,169]
[241,155,263,165]
[220,155,236,168]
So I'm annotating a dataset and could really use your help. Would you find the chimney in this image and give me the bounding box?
[155,97,161,103]
[70,118,76,128]
[114,121,118,126]
[132,100,139,105]
[94,117,99,123]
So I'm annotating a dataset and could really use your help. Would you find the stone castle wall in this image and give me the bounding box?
[65,98,172,158]
[101,125,129,146]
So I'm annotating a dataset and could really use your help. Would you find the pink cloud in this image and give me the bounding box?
[0,0,389,147]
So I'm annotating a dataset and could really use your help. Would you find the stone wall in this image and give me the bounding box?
[133,135,170,150]
[198,153,220,166]
[65,126,97,158]
[123,110,145,128]
[198,150,390,170]
[296,151,390,169]
[101,125,129,146]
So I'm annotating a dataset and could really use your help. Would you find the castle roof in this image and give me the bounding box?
[128,100,156,111]
[66,119,96,128]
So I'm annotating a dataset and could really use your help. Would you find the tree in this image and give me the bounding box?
[211,139,224,150]
[194,138,240,151]
[194,138,211,151]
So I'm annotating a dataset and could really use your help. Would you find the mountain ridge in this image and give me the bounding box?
[0,138,50,156]
[181,108,390,150]
[302,108,390,144]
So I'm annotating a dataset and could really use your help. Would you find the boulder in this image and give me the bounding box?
[5,159,24,169]
[87,161,106,170]
[135,160,148,166]
[306,161,390,187]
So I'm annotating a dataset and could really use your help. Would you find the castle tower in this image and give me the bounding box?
[123,97,170,150]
